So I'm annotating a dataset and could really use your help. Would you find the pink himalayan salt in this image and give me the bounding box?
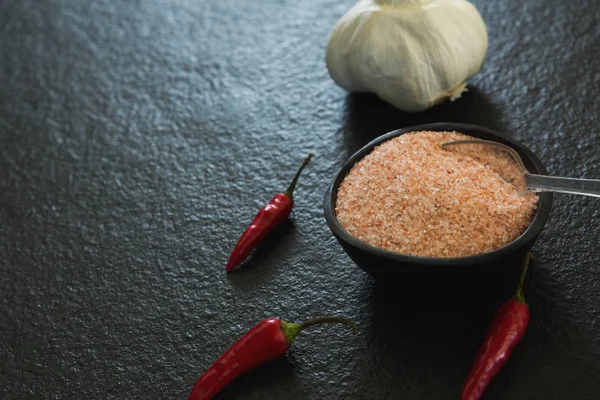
[335,131,539,258]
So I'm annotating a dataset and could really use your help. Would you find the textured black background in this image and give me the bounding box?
[1,0,599,399]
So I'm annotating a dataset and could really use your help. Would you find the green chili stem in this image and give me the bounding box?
[283,153,313,200]
[514,253,534,303]
[281,316,357,345]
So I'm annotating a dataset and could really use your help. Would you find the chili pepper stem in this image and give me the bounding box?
[281,316,357,345]
[513,253,534,303]
[283,153,313,200]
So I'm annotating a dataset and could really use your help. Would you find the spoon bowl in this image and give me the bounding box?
[442,139,600,197]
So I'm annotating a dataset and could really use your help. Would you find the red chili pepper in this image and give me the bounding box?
[461,253,534,400]
[188,316,356,400]
[225,153,313,272]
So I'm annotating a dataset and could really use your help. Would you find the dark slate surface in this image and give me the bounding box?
[1,0,599,399]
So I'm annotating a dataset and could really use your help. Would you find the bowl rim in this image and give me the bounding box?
[323,122,553,267]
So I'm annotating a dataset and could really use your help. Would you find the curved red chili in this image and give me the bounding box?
[226,153,313,272]
[188,316,356,400]
[461,253,533,400]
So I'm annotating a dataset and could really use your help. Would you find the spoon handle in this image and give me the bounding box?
[525,173,600,197]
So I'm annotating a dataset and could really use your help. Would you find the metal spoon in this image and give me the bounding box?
[441,139,600,198]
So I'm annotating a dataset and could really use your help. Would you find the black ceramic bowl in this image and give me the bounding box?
[324,123,553,300]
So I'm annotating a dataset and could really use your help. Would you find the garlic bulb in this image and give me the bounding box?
[325,0,488,112]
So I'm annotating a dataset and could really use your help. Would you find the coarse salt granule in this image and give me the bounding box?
[335,131,539,258]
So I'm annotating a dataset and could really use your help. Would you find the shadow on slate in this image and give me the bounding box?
[366,276,498,344]
[215,354,299,399]
[226,219,296,282]
[341,87,506,157]
[367,265,514,314]
[360,259,543,385]
[363,256,573,354]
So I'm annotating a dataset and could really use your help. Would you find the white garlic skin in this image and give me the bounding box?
[326,0,488,112]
